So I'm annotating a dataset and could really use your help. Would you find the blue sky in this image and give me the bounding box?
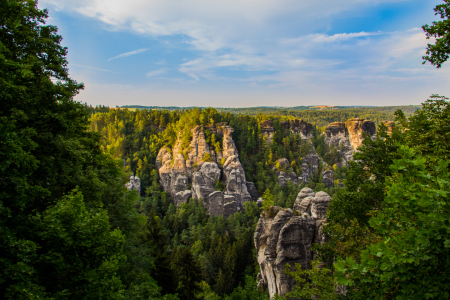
[40,0,449,107]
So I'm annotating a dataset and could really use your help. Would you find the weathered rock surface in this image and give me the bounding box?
[324,122,353,166]
[345,118,376,150]
[274,158,298,186]
[298,142,335,186]
[246,182,259,201]
[299,146,321,183]
[287,119,313,139]
[311,191,331,219]
[261,120,275,144]
[255,188,332,298]
[324,119,377,166]
[156,125,254,217]
[262,119,314,145]
[125,175,141,196]
[322,169,334,188]
[293,187,315,213]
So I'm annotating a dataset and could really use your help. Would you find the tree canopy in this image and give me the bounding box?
[423,0,450,68]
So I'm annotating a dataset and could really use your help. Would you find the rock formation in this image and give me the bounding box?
[274,158,298,186]
[246,182,259,201]
[345,118,376,150]
[261,120,275,144]
[324,122,353,166]
[156,125,254,216]
[254,188,331,298]
[125,175,141,195]
[324,119,376,166]
[285,119,313,139]
[262,119,314,145]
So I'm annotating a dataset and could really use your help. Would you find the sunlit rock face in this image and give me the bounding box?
[156,125,254,217]
[345,118,376,150]
[324,119,377,166]
[254,188,331,298]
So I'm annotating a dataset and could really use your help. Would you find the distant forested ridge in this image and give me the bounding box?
[118,104,420,127]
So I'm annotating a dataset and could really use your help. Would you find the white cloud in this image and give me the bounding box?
[146,68,168,77]
[283,31,384,44]
[40,0,446,106]
[107,48,148,61]
[310,31,384,42]
[41,0,406,51]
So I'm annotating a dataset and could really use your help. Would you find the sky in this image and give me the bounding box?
[39,0,449,107]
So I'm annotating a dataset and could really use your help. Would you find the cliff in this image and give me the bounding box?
[156,125,254,217]
[345,118,376,150]
[262,119,313,145]
[282,119,313,140]
[254,188,331,298]
[324,119,376,166]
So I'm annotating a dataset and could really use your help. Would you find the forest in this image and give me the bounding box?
[2,0,450,300]
[118,105,420,127]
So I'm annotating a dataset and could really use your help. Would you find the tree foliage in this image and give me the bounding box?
[0,1,160,298]
[423,0,450,68]
[324,95,450,299]
[335,146,450,299]
[276,261,338,300]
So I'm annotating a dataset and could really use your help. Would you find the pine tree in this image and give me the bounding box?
[171,246,203,300]
[148,211,177,294]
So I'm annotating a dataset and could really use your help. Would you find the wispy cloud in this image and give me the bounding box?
[40,0,448,105]
[71,63,118,73]
[107,48,148,61]
[146,68,168,77]
[309,31,383,42]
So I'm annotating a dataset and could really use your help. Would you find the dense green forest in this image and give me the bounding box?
[2,0,450,300]
[118,105,420,127]
[89,105,351,195]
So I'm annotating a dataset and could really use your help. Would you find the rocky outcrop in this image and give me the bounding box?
[156,125,254,217]
[324,122,353,166]
[125,175,141,196]
[287,119,313,139]
[273,152,334,188]
[274,158,298,186]
[293,187,315,213]
[246,182,259,201]
[262,119,314,145]
[322,169,334,188]
[261,120,275,144]
[345,118,376,150]
[255,188,331,298]
[299,145,321,183]
[324,119,376,166]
